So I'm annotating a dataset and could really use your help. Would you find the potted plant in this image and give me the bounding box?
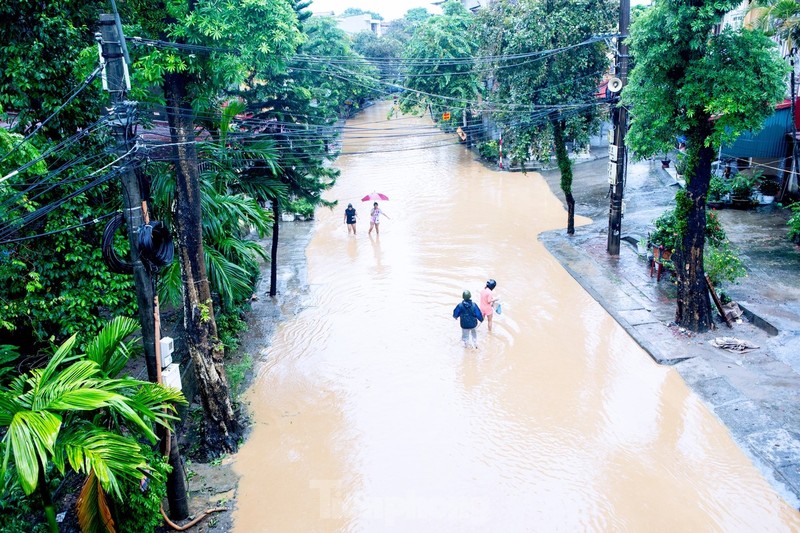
[637,235,649,256]
[288,197,315,221]
[759,176,780,204]
[707,175,731,207]
[730,172,758,208]
[660,154,671,168]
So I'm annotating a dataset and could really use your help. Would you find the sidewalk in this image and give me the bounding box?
[538,157,800,508]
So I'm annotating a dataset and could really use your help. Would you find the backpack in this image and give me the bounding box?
[459,302,478,329]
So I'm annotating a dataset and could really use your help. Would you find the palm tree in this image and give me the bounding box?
[748,0,800,48]
[152,99,287,310]
[0,317,185,532]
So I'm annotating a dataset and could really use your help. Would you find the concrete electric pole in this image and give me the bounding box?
[607,0,630,256]
[98,13,190,520]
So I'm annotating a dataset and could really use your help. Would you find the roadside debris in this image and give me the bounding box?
[709,337,760,353]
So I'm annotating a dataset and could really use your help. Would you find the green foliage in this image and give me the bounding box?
[341,8,383,20]
[350,31,403,82]
[675,153,689,176]
[112,444,171,533]
[788,203,800,243]
[289,197,315,218]
[475,0,615,166]
[384,9,431,45]
[730,172,759,200]
[650,207,726,251]
[0,0,104,140]
[0,465,52,533]
[708,175,731,201]
[704,240,747,287]
[477,140,500,161]
[624,2,788,159]
[274,16,378,123]
[225,354,253,400]
[0,135,137,346]
[398,1,478,123]
[216,309,248,355]
[748,0,800,49]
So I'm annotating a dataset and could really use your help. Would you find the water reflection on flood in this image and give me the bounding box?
[233,102,800,531]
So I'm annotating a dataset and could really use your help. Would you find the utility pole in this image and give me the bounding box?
[99,14,190,520]
[607,0,630,255]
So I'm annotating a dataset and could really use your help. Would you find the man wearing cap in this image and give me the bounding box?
[453,290,484,348]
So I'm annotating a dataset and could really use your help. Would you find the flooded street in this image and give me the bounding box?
[233,102,800,531]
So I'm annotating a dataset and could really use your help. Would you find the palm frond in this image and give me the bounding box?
[33,361,102,411]
[84,317,140,378]
[35,334,78,397]
[77,470,116,533]
[157,261,183,309]
[205,246,254,308]
[4,410,62,495]
[58,425,147,501]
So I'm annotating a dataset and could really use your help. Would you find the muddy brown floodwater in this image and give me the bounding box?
[233,102,800,531]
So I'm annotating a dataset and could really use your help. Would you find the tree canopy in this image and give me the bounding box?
[624,0,787,331]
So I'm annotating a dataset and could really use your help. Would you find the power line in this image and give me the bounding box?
[0,212,118,245]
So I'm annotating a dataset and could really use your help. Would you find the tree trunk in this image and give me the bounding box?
[270,202,280,298]
[674,119,714,332]
[164,72,240,454]
[552,117,575,234]
[37,464,58,533]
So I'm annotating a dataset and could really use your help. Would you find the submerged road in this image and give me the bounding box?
[232,102,800,531]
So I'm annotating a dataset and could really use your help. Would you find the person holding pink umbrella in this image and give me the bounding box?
[368,202,390,236]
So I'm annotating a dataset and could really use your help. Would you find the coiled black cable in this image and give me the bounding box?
[101,212,133,274]
[138,220,174,270]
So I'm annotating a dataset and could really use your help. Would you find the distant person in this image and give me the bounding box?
[479,279,499,332]
[368,202,390,236]
[453,290,483,348]
[344,203,357,234]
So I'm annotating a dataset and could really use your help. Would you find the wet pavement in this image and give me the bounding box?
[539,156,800,508]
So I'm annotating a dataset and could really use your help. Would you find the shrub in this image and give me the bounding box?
[675,153,689,175]
[112,445,171,532]
[704,240,747,287]
[759,176,780,196]
[730,171,759,200]
[788,203,800,243]
[288,198,315,218]
[226,353,254,399]
[477,140,499,161]
[649,207,727,251]
[708,175,730,201]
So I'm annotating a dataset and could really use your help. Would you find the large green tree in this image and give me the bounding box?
[399,1,479,133]
[128,0,303,454]
[623,0,787,331]
[477,0,615,233]
[350,31,404,83]
[0,2,138,348]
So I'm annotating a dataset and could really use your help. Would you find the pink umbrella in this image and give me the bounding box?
[361,192,389,202]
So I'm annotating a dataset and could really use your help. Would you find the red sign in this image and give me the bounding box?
[442,112,451,121]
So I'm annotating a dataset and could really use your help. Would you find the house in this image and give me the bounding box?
[322,13,383,37]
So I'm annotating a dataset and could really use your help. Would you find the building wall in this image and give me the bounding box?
[336,14,382,36]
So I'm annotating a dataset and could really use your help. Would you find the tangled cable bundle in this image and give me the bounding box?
[102,213,174,273]
[102,213,133,274]
[138,220,174,270]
